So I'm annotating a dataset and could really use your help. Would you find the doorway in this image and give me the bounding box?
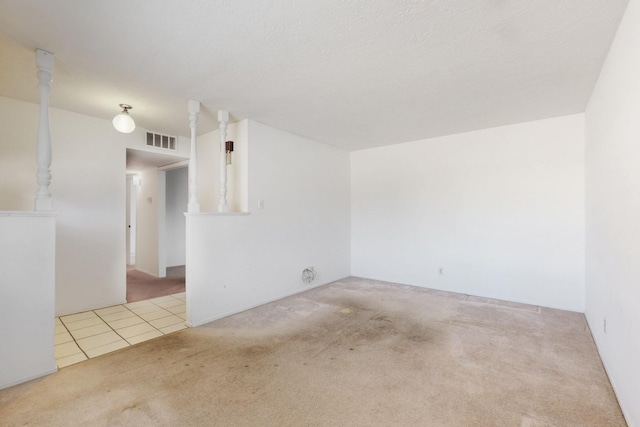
[126,148,188,303]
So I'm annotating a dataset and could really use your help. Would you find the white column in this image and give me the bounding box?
[35,49,54,211]
[218,110,229,213]
[187,100,200,213]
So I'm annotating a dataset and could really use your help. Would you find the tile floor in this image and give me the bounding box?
[54,293,187,368]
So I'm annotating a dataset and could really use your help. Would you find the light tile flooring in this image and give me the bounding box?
[54,293,187,368]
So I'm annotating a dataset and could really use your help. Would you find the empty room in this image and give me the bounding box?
[1,1,639,426]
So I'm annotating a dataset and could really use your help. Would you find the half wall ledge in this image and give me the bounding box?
[0,210,57,389]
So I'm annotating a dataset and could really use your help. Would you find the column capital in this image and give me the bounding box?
[36,49,54,72]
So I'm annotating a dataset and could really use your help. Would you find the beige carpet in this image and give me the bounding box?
[0,277,626,426]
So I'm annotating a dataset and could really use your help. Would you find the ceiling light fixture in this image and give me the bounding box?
[112,104,136,133]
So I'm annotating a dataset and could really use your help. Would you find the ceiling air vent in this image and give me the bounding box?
[146,132,177,151]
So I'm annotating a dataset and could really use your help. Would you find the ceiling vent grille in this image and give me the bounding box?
[146,132,177,151]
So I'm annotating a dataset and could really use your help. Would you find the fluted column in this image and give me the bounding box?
[187,100,200,213]
[218,110,229,212]
[35,49,54,211]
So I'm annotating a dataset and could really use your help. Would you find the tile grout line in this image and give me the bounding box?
[97,305,164,345]
[57,317,90,362]
[93,305,138,346]
[55,293,187,366]
[95,299,184,344]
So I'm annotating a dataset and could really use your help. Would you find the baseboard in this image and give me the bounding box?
[350,274,585,313]
[1,366,58,391]
[187,276,347,327]
[134,267,157,277]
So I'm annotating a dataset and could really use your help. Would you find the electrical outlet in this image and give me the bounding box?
[604,319,607,334]
[439,268,443,275]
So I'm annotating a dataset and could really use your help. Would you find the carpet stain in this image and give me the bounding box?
[0,277,627,427]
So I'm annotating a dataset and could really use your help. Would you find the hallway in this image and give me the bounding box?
[126,265,186,303]
[54,293,186,368]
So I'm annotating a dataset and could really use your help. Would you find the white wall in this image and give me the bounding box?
[0,96,192,315]
[585,0,639,424]
[135,166,161,277]
[52,108,131,315]
[0,97,134,315]
[0,212,57,389]
[0,97,38,211]
[351,114,586,311]
[187,120,350,326]
[0,98,38,210]
[166,167,187,267]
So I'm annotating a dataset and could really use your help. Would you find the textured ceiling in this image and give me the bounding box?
[0,1,630,151]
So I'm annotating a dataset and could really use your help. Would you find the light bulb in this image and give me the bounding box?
[112,112,135,133]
